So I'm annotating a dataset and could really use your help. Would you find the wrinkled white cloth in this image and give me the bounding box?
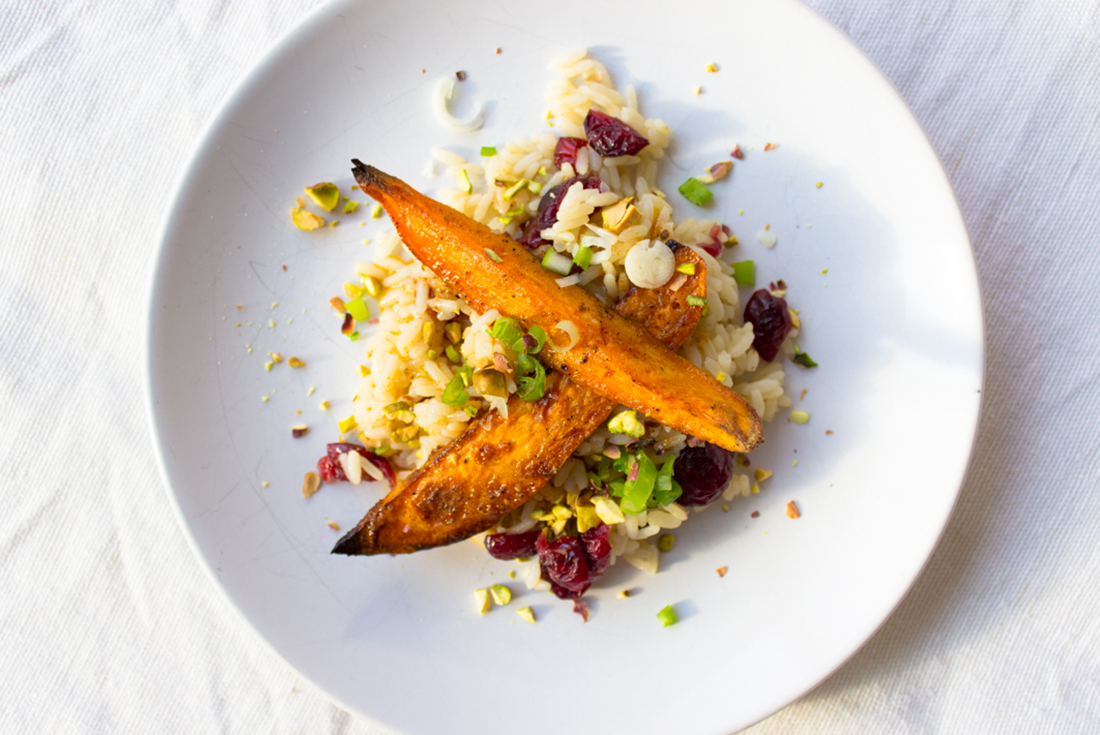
[3,1,1099,733]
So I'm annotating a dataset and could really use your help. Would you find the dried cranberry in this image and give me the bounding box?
[553,137,587,168]
[317,442,396,487]
[583,109,649,157]
[673,442,735,507]
[699,223,730,258]
[317,456,342,482]
[581,523,612,576]
[517,175,602,249]
[485,529,542,560]
[537,534,592,599]
[743,289,792,362]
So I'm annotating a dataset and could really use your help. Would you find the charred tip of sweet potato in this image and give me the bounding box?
[350,160,390,194]
[332,524,370,555]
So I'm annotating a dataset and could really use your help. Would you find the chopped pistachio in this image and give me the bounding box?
[319,399,330,410]
[751,482,761,494]
[358,365,370,377]
[575,505,601,533]
[371,203,384,219]
[444,322,463,343]
[329,296,347,314]
[618,589,631,599]
[608,409,645,438]
[705,62,718,72]
[304,182,341,212]
[515,606,536,624]
[288,356,305,368]
[675,262,696,275]
[474,588,491,615]
[344,282,363,299]
[791,411,810,424]
[383,401,411,415]
[291,207,325,231]
[343,200,360,213]
[268,352,283,364]
[327,521,340,531]
[658,534,676,552]
[484,248,503,263]
[508,570,516,580]
[502,179,529,201]
[489,584,512,606]
[307,385,316,396]
[754,468,773,482]
[263,361,274,372]
[391,425,419,444]
[362,276,382,298]
[291,424,308,438]
[338,415,358,434]
[788,309,801,330]
[473,369,508,399]
[600,197,641,234]
[593,496,626,524]
[816,182,823,188]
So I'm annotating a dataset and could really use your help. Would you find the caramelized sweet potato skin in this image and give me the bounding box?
[333,244,709,556]
[350,162,763,453]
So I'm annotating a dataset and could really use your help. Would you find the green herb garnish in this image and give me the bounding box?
[445,345,462,364]
[732,260,755,286]
[480,146,497,157]
[527,325,547,354]
[491,317,524,350]
[656,605,678,627]
[345,295,369,321]
[650,457,682,507]
[621,452,658,515]
[573,245,593,270]
[791,352,818,368]
[678,178,713,206]
[541,249,574,276]
[517,357,546,401]
[442,365,472,407]
[484,248,503,263]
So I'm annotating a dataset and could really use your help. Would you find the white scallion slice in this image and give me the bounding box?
[550,320,580,352]
[433,77,485,132]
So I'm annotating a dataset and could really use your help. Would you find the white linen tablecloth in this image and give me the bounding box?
[3,1,1099,732]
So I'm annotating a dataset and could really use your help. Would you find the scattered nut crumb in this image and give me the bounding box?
[751,510,760,518]
[618,589,632,598]
[455,70,467,81]
[288,356,306,368]
[261,481,270,487]
[573,600,591,622]
[754,468,773,482]
[475,588,491,615]
[764,142,778,151]
[302,472,321,498]
[291,424,308,438]
[722,503,730,512]
[495,47,502,54]
[716,566,728,577]
[307,386,316,396]
[800,388,808,400]
[420,68,426,74]
[816,181,823,188]
[825,429,834,435]
[786,501,801,519]
[692,86,702,95]
[731,144,744,160]
[516,606,536,624]
[268,352,283,364]
[705,62,718,73]
[320,400,330,410]
[328,521,341,531]
[281,265,287,272]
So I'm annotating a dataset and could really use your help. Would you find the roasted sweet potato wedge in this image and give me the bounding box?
[351,162,763,453]
[333,243,708,556]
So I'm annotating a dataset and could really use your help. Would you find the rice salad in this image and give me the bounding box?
[326,51,799,597]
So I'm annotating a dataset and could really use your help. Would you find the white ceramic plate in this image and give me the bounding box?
[146,0,983,732]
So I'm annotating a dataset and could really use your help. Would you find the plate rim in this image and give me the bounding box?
[143,0,987,731]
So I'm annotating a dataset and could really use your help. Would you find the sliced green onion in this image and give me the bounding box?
[348,331,359,341]
[342,200,359,214]
[527,325,547,354]
[517,358,546,401]
[791,352,818,368]
[621,453,657,515]
[527,180,542,195]
[463,404,479,417]
[686,295,708,307]
[458,169,473,195]
[678,178,713,206]
[650,457,682,507]
[732,260,755,286]
[503,179,530,201]
[445,344,462,364]
[491,317,524,350]
[442,366,472,407]
[484,247,503,263]
[675,262,696,275]
[573,245,593,270]
[656,604,678,627]
[480,146,497,157]
[541,249,574,276]
[345,295,369,321]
